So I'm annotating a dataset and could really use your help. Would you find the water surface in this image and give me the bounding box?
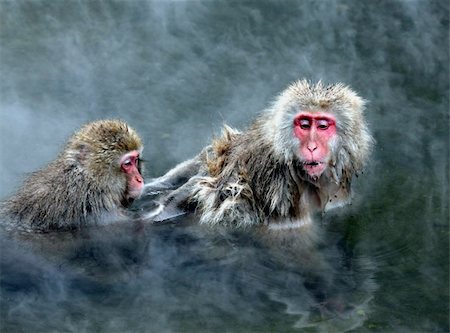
[0,1,448,332]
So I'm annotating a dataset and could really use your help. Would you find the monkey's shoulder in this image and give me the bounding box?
[200,126,240,177]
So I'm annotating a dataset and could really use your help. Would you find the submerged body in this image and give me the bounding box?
[145,80,374,229]
[1,120,144,232]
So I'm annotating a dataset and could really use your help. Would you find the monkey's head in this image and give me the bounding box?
[65,119,144,206]
[267,80,374,182]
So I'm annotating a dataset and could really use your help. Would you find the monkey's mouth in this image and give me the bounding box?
[304,161,321,166]
[302,161,326,176]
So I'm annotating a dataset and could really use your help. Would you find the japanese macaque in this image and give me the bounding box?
[0,120,144,232]
[144,80,374,230]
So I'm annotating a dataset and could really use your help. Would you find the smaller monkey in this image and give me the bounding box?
[0,120,144,232]
[143,80,374,230]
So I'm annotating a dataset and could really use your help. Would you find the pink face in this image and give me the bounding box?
[120,150,144,201]
[293,112,337,178]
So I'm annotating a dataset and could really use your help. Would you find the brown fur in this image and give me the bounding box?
[146,80,374,229]
[0,119,143,232]
[193,122,316,227]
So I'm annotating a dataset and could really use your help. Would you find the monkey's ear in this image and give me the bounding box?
[74,143,91,165]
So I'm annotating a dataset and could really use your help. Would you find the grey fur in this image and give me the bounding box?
[0,119,143,232]
[144,80,374,229]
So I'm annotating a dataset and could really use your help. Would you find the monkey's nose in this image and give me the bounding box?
[307,143,317,152]
[136,176,143,183]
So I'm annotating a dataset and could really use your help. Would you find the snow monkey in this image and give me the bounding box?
[0,120,144,232]
[144,80,374,230]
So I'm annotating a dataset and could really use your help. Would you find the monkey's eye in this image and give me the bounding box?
[122,159,132,167]
[299,119,311,129]
[317,119,330,130]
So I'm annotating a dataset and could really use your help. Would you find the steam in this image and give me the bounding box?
[1,1,447,195]
[0,1,447,332]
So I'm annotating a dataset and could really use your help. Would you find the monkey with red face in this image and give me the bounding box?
[0,120,144,232]
[144,80,374,230]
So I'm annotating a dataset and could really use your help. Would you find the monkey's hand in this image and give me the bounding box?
[143,176,201,223]
[143,179,176,196]
[143,155,205,197]
[144,203,187,223]
[192,175,260,228]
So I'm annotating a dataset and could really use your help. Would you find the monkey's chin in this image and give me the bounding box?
[303,162,326,179]
[128,188,144,200]
[121,197,135,208]
[122,190,143,207]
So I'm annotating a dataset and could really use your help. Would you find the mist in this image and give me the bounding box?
[0,1,448,332]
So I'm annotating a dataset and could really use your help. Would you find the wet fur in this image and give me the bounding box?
[1,120,143,232]
[146,80,374,229]
[193,124,332,228]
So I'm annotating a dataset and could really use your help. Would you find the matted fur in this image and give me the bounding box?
[146,80,374,229]
[0,119,143,232]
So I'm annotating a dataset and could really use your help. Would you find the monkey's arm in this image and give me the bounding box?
[143,153,206,195]
[141,147,212,222]
[188,169,261,228]
[143,176,202,222]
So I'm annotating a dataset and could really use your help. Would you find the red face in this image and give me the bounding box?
[120,150,144,201]
[293,112,337,178]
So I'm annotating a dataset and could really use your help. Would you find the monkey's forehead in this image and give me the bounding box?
[71,119,143,151]
[284,80,365,111]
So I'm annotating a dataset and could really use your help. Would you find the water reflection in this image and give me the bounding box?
[0,0,448,331]
[1,216,377,332]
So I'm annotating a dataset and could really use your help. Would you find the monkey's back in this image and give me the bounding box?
[1,158,121,232]
[191,121,318,228]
